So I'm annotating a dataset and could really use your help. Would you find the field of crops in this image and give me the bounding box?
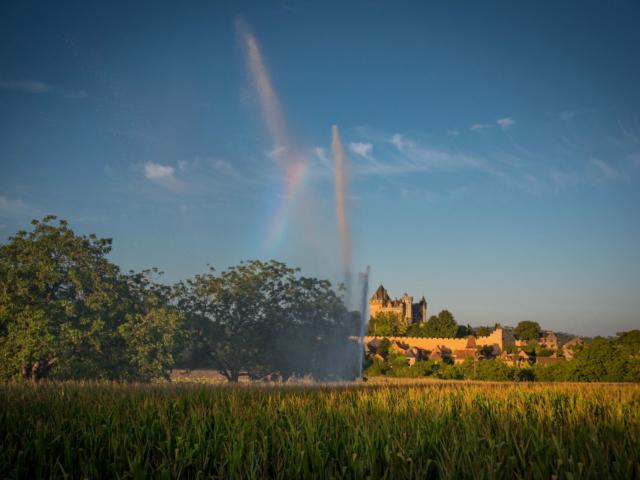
[1,381,639,479]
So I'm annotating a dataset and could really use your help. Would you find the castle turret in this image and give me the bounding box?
[400,293,413,324]
[371,285,390,304]
[420,296,427,323]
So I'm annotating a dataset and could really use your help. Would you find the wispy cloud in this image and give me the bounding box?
[549,157,625,189]
[349,142,373,157]
[0,196,39,218]
[470,123,492,132]
[590,157,622,180]
[497,117,515,129]
[144,162,185,192]
[339,132,486,177]
[0,79,87,99]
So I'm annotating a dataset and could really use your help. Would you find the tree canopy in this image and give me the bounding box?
[175,260,359,382]
[367,312,407,337]
[424,310,459,338]
[513,321,542,341]
[0,216,182,381]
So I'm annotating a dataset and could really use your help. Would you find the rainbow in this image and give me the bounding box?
[263,160,309,254]
[237,18,312,256]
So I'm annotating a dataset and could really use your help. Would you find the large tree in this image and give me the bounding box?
[424,310,459,338]
[0,216,182,381]
[175,260,357,382]
[513,321,542,341]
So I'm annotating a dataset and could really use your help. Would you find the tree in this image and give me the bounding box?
[117,307,183,381]
[523,339,539,356]
[513,321,542,341]
[368,312,406,337]
[175,260,357,382]
[405,322,429,337]
[0,217,125,380]
[0,217,182,381]
[477,345,495,359]
[424,310,459,338]
[473,325,494,337]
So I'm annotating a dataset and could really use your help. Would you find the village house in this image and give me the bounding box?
[562,337,584,360]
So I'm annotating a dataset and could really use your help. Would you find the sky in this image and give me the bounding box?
[1,1,639,336]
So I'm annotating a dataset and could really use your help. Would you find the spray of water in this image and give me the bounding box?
[358,266,370,378]
[236,17,291,160]
[238,18,369,380]
[331,125,352,297]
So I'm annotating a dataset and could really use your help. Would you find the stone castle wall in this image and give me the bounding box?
[364,328,514,353]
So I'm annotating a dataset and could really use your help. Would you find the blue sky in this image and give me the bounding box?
[1,1,639,335]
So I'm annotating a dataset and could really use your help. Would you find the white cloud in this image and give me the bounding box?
[0,79,86,99]
[497,117,515,129]
[347,133,485,176]
[349,142,373,157]
[448,129,460,136]
[471,123,492,132]
[144,162,184,191]
[313,147,327,163]
[628,153,640,166]
[390,133,411,150]
[560,110,576,121]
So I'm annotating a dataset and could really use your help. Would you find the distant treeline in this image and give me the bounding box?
[0,216,359,382]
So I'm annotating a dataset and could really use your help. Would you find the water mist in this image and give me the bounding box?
[331,125,352,298]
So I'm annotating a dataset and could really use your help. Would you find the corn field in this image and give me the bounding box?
[1,381,639,479]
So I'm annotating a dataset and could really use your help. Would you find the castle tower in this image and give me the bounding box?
[400,293,413,324]
[420,296,427,323]
[369,285,390,319]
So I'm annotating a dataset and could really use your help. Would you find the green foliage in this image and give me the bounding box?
[462,360,519,381]
[405,322,429,337]
[376,338,392,358]
[473,325,494,337]
[370,331,640,383]
[532,331,640,382]
[476,345,495,359]
[456,324,472,337]
[0,216,179,382]
[424,310,459,338]
[364,355,439,378]
[367,312,406,336]
[117,308,184,381]
[513,320,542,341]
[523,339,539,355]
[175,260,357,382]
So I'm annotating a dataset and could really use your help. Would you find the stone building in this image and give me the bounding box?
[369,285,427,325]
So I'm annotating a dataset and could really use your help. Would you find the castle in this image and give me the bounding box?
[367,285,516,360]
[369,285,427,325]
